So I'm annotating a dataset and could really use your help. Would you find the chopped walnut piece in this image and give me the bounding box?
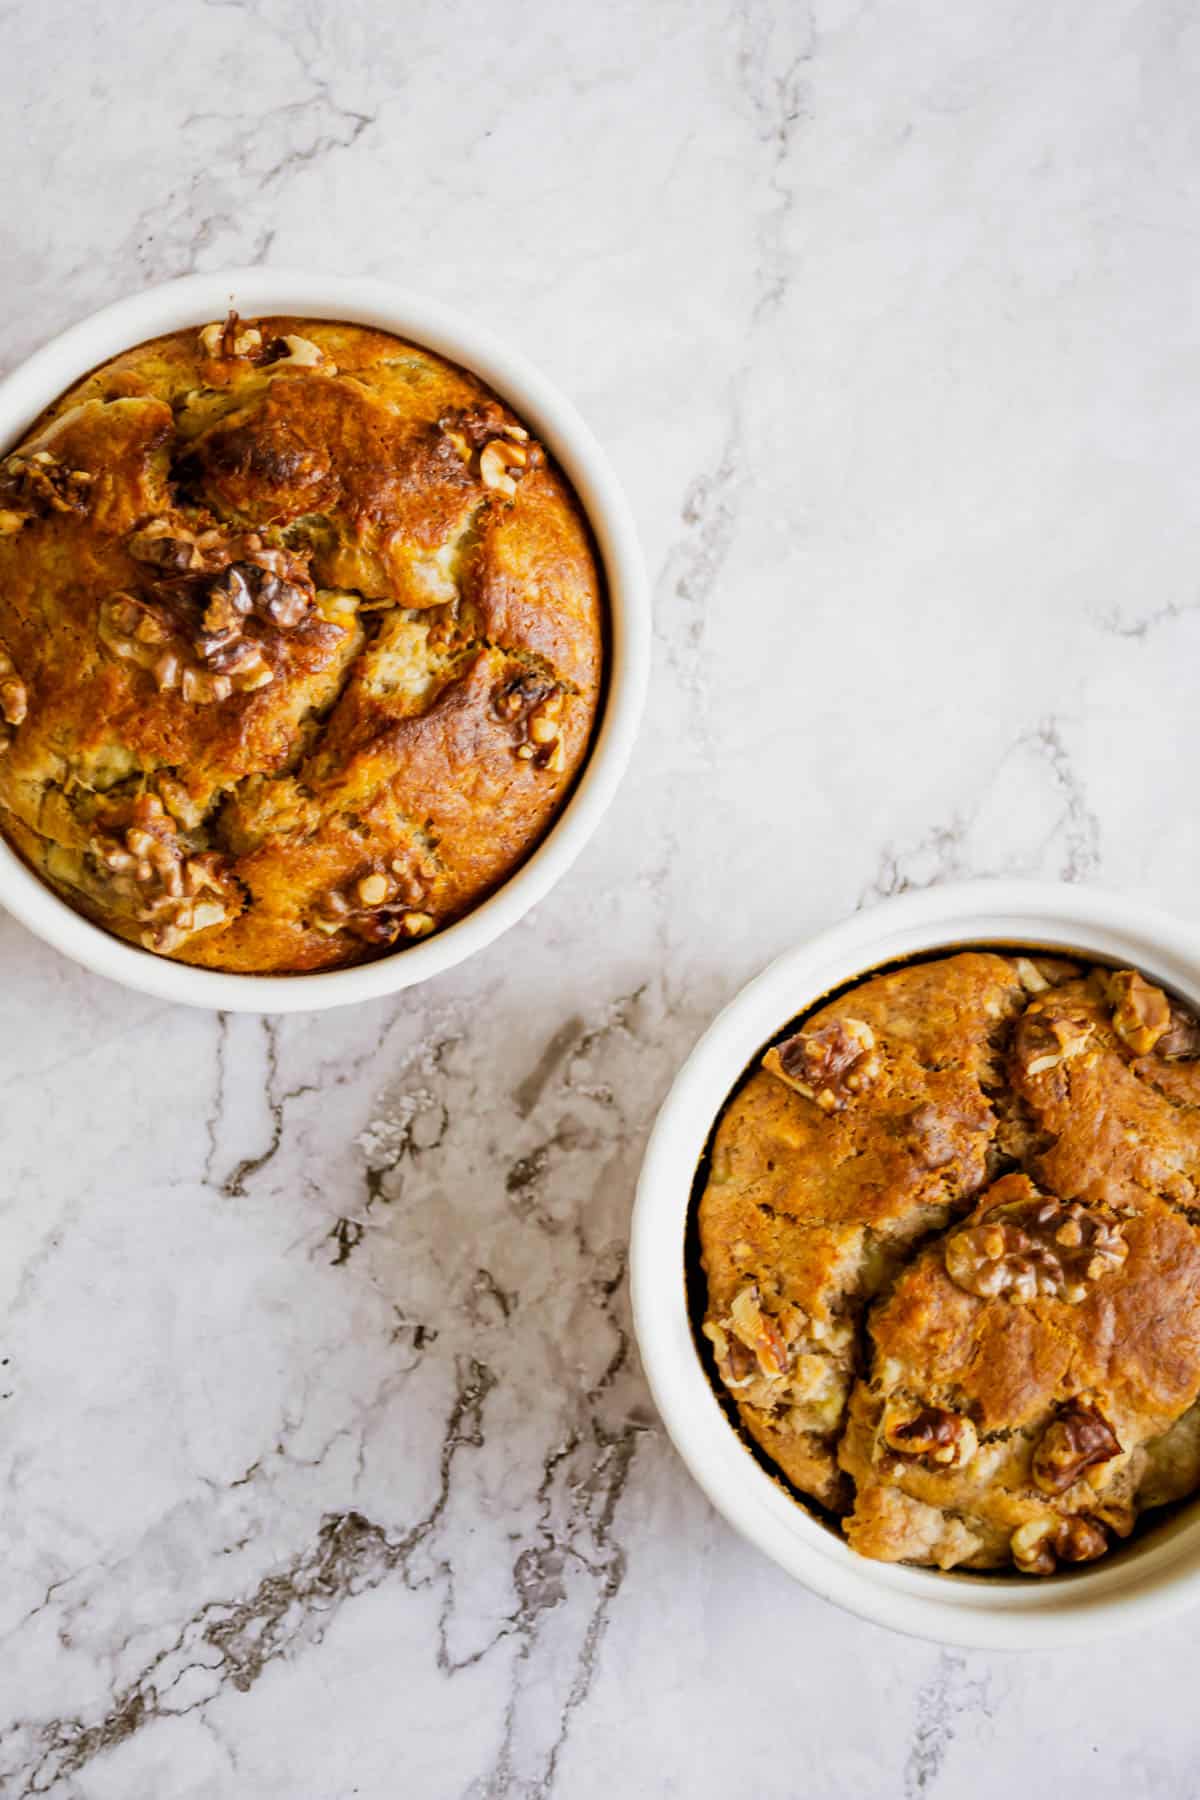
[1012,1010,1094,1077]
[1,447,92,519]
[480,437,529,498]
[439,406,540,492]
[882,1403,979,1470]
[397,910,435,938]
[492,672,567,771]
[765,1017,880,1113]
[493,672,552,722]
[314,861,437,947]
[704,1287,853,1436]
[200,634,271,680]
[270,334,334,370]
[128,516,228,573]
[101,594,171,676]
[89,793,236,952]
[728,1285,790,1377]
[349,905,437,946]
[356,871,389,907]
[703,1320,757,1389]
[1109,970,1172,1056]
[526,693,565,773]
[1157,1006,1200,1061]
[441,403,527,451]
[1159,1170,1197,1208]
[203,564,255,632]
[181,666,232,704]
[945,1190,1127,1304]
[198,314,264,361]
[1014,957,1050,993]
[1011,1514,1108,1575]
[704,1291,790,1403]
[255,572,310,628]
[0,640,28,750]
[1014,955,1080,994]
[1032,1402,1121,1495]
[703,1284,832,1417]
[0,644,27,722]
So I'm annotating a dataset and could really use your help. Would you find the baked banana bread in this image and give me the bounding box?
[0,316,603,972]
[697,952,1200,1574]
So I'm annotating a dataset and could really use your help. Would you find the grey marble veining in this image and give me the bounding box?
[3,1,1200,1794]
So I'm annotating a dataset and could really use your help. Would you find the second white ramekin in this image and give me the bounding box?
[631,880,1200,1647]
[0,270,650,1011]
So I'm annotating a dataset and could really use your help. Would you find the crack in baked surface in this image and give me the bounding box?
[0,316,605,972]
[696,951,1200,1574]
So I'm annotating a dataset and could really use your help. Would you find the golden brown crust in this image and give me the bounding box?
[697,953,1200,1574]
[0,317,604,973]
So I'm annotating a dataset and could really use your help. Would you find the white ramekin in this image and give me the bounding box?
[0,270,649,1012]
[632,880,1200,1648]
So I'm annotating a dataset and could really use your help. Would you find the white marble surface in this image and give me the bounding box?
[3,1,1200,1794]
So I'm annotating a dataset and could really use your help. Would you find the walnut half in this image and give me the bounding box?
[89,793,237,952]
[881,1402,979,1471]
[944,1189,1127,1305]
[764,1017,880,1114]
[1032,1402,1121,1495]
[703,1285,849,1433]
[1010,1514,1108,1575]
[314,859,437,947]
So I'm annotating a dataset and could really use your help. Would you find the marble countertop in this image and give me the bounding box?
[3,1,1200,1794]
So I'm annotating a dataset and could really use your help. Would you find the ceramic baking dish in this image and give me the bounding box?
[0,270,649,1011]
[632,880,1200,1647]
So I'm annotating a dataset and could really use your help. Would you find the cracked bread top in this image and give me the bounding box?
[697,951,1200,1574]
[0,316,603,972]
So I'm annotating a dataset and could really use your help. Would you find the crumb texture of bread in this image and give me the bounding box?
[697,952,1200,1574]
[0,317,604,973]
